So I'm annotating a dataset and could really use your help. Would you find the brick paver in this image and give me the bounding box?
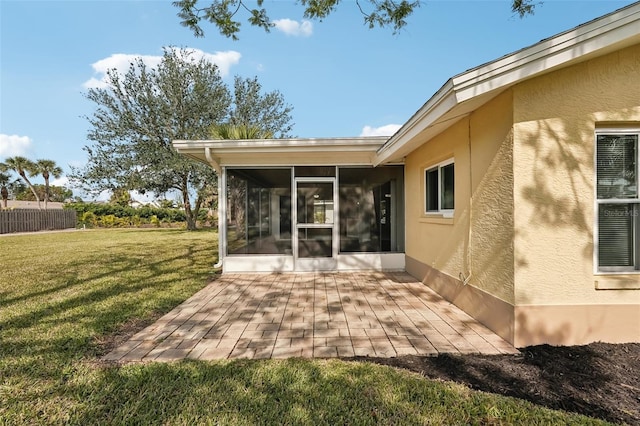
[105,272,519,362]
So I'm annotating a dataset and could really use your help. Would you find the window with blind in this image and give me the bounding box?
[595,131,639,272]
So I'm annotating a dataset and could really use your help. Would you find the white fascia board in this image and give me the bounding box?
[374,81,457,166]
[375,2,640,166]
[454,6,640,102]
[173,137,388,166]
[204,147,221,174]
[175,137,387,150]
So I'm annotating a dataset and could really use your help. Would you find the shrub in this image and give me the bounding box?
[115,217,130,228]
[81,211,97,228]
[64,202,193,228]
[100,214,117,228]
[150,215,161,227]
[131,215,142,227]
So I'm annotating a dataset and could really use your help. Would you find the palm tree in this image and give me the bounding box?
[3,156,41,209]
[209,123,274,140]
[36,159,63,210]
[0,168,10,209]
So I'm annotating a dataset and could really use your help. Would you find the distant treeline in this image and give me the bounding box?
[64,202,212,228]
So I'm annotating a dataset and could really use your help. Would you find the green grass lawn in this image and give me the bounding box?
[0,229,609,425]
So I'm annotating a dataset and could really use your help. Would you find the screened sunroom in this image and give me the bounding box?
[173,137,405,272]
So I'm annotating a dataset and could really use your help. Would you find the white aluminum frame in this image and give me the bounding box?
[221,165,405,273]
[593,128,640,275]
[293,175,339,271]
[424,158,455,218]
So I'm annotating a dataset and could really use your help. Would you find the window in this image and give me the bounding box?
[425,159,455,217]
[595,131,639,273]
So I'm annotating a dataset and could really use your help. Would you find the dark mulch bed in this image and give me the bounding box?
[348,342,640,425]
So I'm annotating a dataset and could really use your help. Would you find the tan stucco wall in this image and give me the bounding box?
[404,90,515,305]
[468,91,515,304]
[512,43,640,309]
[404,118,468,280]
[405,43,640,346]
[513,304,640,347]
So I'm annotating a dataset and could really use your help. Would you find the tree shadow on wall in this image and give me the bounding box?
[519,119,594,262]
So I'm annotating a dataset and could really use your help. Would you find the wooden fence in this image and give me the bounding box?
[0,209,77,234]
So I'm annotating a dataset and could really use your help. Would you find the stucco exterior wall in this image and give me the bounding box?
[405,44,640,346]
[512,43,640,308]
[468,91,515,305]
[405,118,468,280]
[404,91,515,305]
[510,43,640,346]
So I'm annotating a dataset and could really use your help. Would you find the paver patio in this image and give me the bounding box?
[104,272,518,362]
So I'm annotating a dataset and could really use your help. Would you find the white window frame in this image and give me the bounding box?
[424,158,455,218]
[594,128,640,275]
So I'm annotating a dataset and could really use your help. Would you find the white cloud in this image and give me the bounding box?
[95,190,111,203]
[188,48,241,77]
[360,124,402,137]
[51,176,69,187]
[83,48,242,89]
[130,190,159,204]
[83,77,107,90]
[0,134,33,159]
[273,18,313,37]
[83,53,161,89]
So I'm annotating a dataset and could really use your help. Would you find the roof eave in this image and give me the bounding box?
[173,136,390,167]
[374,2,640,166]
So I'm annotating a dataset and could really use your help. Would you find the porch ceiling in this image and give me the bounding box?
[173,137,390,169]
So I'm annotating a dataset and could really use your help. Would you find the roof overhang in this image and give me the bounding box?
[173,137,390,170]
[374,2,640,165]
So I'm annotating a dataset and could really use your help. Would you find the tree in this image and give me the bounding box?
[10,181,27,199]
[71,47,294,230]
[210,123,274,140]
[3,156,41,209]
[35,159,63,210]
[230,76,293,138]
[14,184,73,203]
[0,169,10,209]
[109,188,132,207]
[174,0,537,40]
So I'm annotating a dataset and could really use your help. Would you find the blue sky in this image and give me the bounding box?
[0,0,635,197]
